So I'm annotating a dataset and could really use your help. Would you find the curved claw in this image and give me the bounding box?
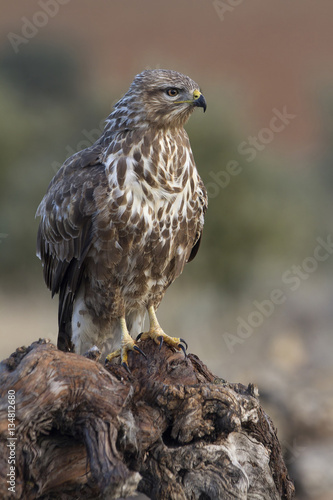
[136,332,143,341]
[157,335,164,350]
[133,345,147,358]
[178,343,187,357]
[121,361,131,374]
[105,348,121,365]
[179,338,188,350]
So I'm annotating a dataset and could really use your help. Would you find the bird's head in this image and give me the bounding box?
[112,69,206,130]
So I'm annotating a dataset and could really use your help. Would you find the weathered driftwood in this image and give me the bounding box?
[0,338,295,499]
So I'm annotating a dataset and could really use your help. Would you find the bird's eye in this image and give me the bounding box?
[166,88,179,97]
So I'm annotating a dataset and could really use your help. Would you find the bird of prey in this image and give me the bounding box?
[36,69,207,368]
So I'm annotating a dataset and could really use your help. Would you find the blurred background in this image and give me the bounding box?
[1,1,333,498]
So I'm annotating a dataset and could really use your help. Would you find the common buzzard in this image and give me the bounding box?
[36,69,207,369]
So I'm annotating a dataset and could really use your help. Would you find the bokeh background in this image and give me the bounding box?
[1,1,333,498]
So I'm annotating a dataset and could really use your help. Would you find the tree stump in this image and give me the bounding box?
[0,338,295,499]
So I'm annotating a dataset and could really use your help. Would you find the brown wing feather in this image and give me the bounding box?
[187,179,208,264]
[36,144,109,351]
[187,234,202,263]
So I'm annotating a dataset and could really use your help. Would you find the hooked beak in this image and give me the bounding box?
[192,91,207,112]
[175,89,207,112]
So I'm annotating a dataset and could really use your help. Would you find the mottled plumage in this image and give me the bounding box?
[36,69,207,362]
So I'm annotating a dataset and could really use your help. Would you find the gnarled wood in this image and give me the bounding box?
[0,339,295,499]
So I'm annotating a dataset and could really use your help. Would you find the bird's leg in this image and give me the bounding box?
[137,305,187,355]
[105,316,146,372]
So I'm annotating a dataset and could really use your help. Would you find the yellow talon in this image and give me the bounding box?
[105,348,121,363]
[137,306,187,354]
[105,308,187,370]
[105,317,146,371]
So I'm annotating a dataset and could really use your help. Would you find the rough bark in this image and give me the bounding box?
[0,338,295,499]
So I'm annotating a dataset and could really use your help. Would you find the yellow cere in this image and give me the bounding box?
[193,89,201,100]
[175,89,202,105]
